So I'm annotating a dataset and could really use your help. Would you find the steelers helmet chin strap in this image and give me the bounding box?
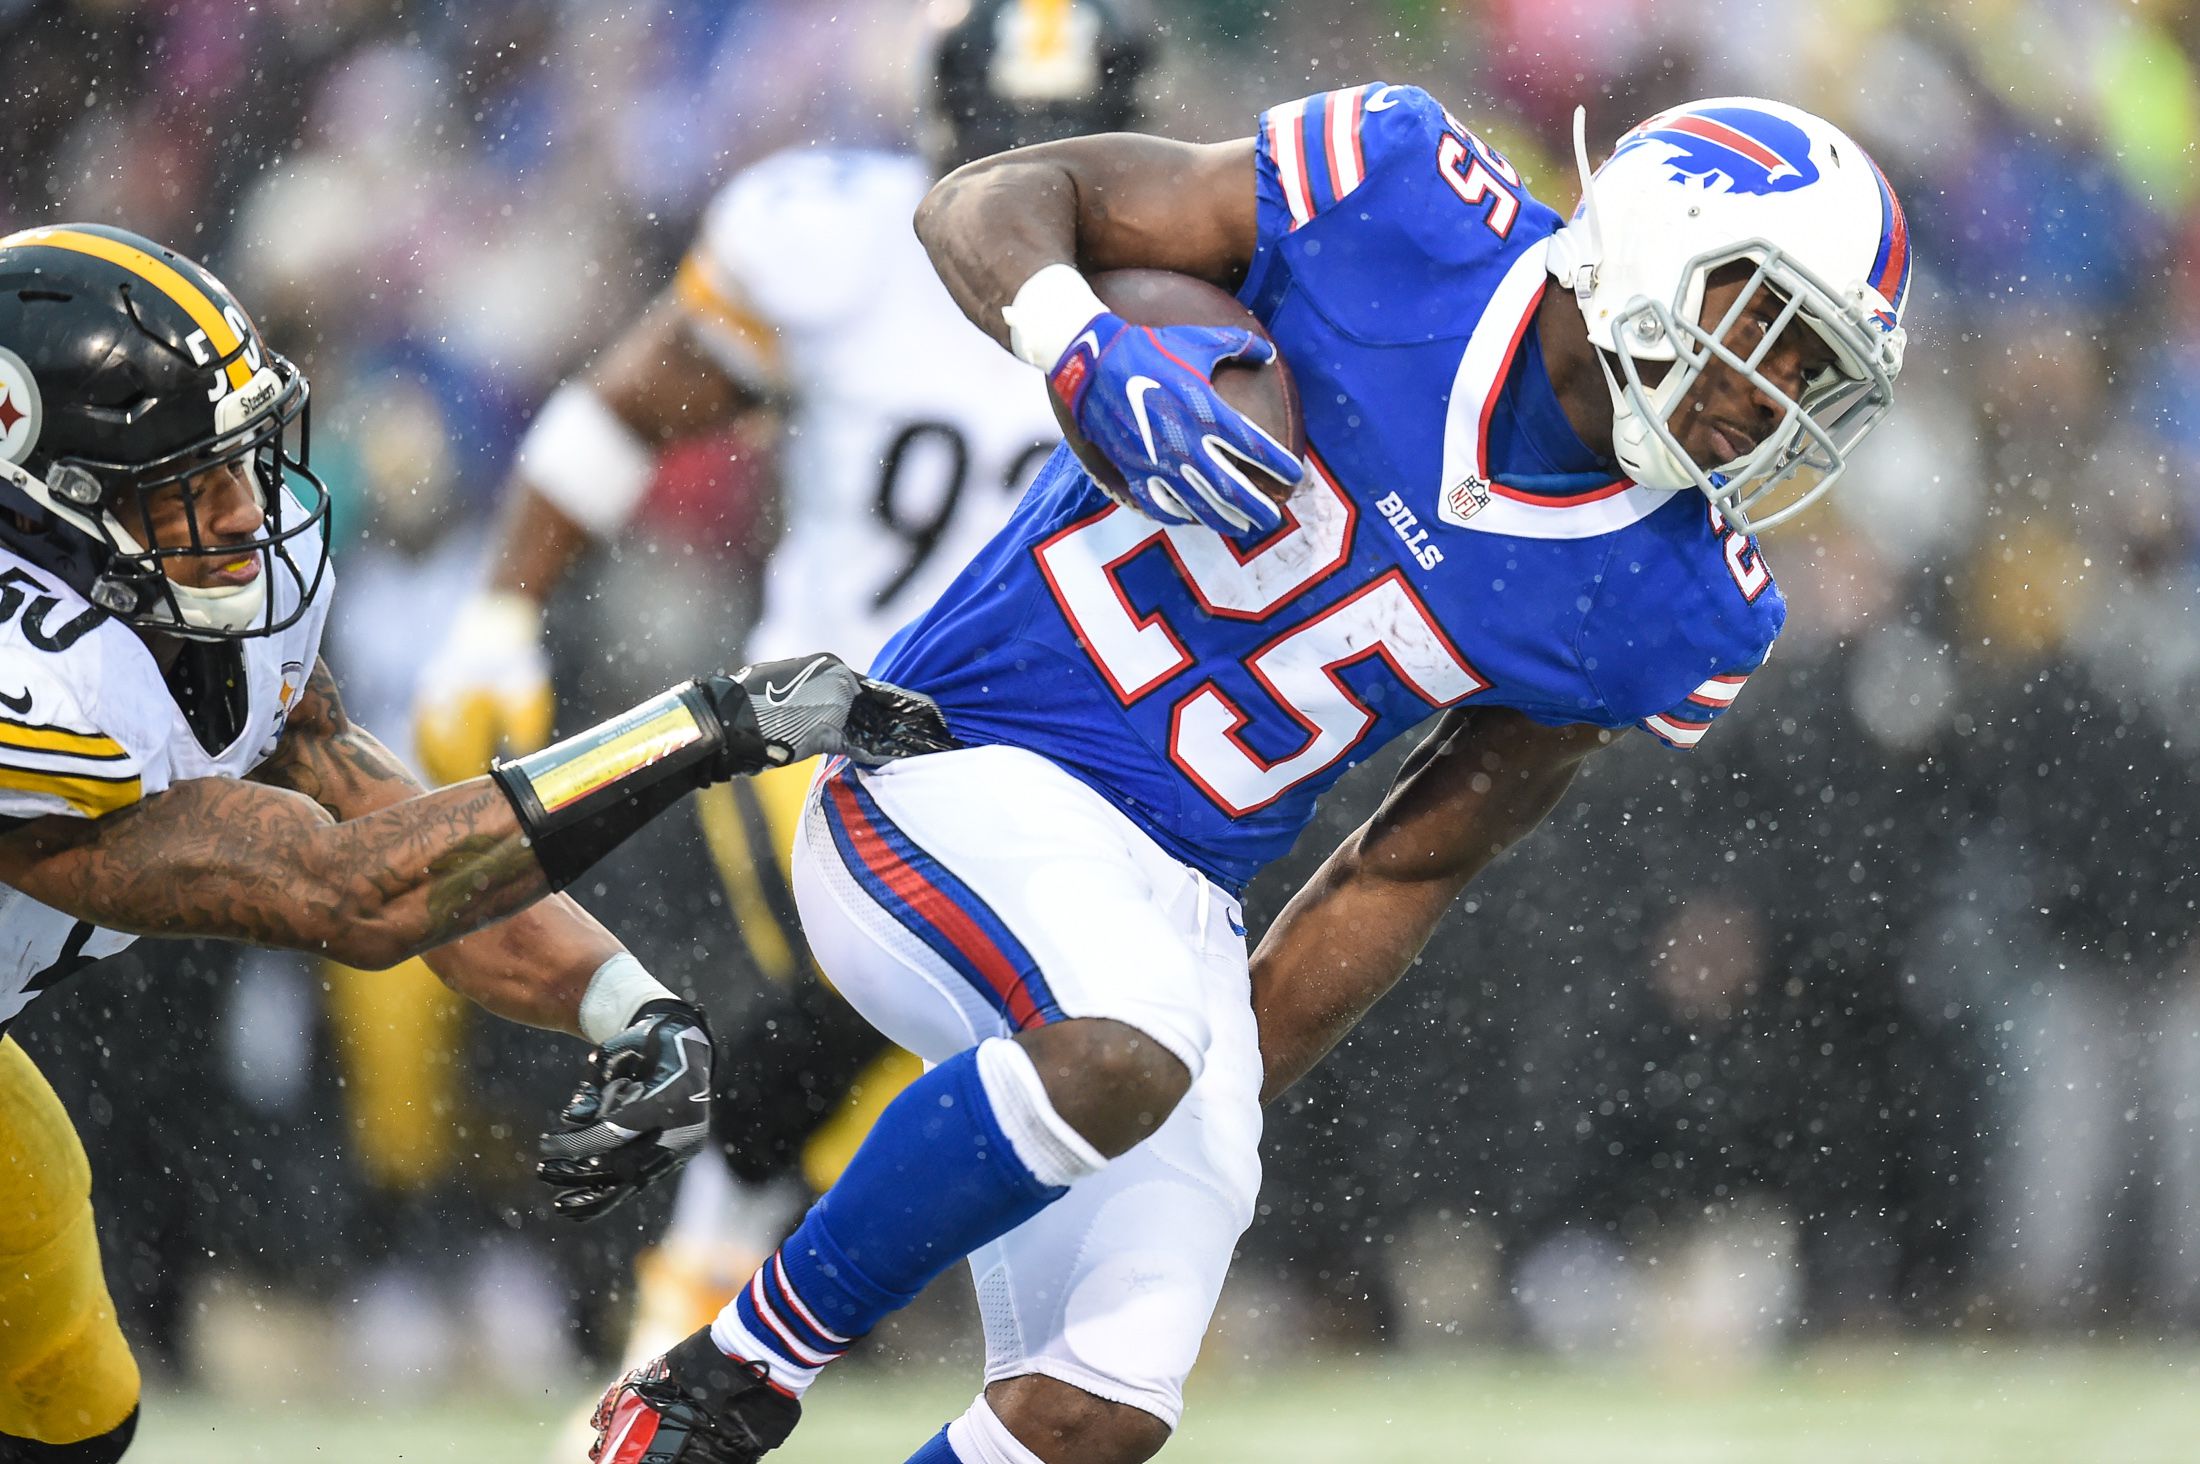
[103,513,269,635]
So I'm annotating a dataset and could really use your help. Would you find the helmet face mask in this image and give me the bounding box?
[0,225,332,641]
[1604,241,1902,533]
[1550,97,1913,534]
[73,355,332,639]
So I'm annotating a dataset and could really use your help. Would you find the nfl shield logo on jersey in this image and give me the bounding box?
[1441,473,1492,525]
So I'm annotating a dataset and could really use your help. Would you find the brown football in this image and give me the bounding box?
[1050,269,1305,512]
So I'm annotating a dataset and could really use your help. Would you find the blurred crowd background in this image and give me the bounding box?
[8,0,2200,1404]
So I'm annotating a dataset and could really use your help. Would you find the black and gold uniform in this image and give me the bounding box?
[0,224,332,1458]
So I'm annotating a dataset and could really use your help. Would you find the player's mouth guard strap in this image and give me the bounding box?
[490,681,751,891]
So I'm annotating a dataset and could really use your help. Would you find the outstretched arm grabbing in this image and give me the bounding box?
[0,654,944,975]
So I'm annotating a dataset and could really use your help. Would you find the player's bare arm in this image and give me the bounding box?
[250,652,951,1224]
[1252,710,1611,1105]
[917,133,1258,344]
[919,133,1300,537]
[0,650,938,972]
[0,742,549,971]
[251,657,620,1033]
[416,277,784,785]
[487,293,763,602]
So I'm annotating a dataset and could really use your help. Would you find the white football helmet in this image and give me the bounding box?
[1545,98,1912,533]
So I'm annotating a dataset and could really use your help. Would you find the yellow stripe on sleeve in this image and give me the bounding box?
[4,227,256,391]
[0,765,142,817]
[0,721,129,761]
[675,252,783,376]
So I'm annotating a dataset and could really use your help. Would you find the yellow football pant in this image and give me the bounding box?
[322,956,466,1191]
[0,1036,139,1446]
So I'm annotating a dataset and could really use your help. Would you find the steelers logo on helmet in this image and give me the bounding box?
[0,223,332,640]
[0,346,43,468]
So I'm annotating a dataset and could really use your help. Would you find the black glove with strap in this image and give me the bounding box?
[492,653,956,889]
[536,998,714,1222]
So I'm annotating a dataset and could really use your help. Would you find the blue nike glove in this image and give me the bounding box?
[1048,314,1305,536]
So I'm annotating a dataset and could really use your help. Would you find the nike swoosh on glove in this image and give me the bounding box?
[1050,313,1305,538]
[697,653,960,776]
[538,1000,714,1222]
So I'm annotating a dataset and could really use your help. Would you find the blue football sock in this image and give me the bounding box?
[716,1044,1068,1390]
[902,1426,963,1464]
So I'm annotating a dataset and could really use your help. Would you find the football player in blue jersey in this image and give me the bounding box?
[590,85,1911,1464]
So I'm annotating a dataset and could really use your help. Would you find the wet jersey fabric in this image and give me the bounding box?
[874,84,1786,892]
[0,499,331,1035]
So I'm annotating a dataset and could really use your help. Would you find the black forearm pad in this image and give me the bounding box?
[500,773,698,891]
[491,682,739,890]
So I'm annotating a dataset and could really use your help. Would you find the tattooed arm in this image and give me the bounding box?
[0,660,601,1028]
[248,658,624,1033]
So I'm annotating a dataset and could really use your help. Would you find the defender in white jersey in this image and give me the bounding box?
[410,0,1151,1408]
[0,226,946,1462]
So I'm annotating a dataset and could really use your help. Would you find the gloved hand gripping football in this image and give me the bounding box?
[1048,314,1305,537]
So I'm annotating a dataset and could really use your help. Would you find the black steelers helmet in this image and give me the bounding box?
[0,223,330,640]
[927,0,1153,172]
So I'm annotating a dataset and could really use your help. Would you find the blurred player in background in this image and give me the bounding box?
[591,79,1912,1464]
[0,224,943,1462]
[409,0,1151,1413]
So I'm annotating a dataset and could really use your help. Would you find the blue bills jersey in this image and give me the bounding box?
[875,83,1786,892]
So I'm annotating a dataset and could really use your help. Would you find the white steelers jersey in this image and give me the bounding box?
[677,148,1063,669]
[0,510,331,1035]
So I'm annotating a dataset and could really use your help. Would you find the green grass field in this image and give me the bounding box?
[131,1345,2200,1463]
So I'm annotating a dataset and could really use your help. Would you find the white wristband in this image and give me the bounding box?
[515,382,656,539]
[1002,263,1109,371]
[578,952,682,1044]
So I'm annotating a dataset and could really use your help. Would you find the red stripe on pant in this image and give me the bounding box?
[827,777,1044,1029]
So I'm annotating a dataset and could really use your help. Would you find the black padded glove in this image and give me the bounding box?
[536,1000,714,1222]
[700,653,959,775]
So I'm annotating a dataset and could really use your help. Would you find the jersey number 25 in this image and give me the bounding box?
[1038,458,1485,817]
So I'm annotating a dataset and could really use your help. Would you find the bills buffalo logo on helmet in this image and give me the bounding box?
[1611,106,1821,196]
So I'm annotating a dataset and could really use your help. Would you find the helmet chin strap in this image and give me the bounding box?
[1596,348,1697,491]
[1544,105,1602,301]
[1547,105,1698,494]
